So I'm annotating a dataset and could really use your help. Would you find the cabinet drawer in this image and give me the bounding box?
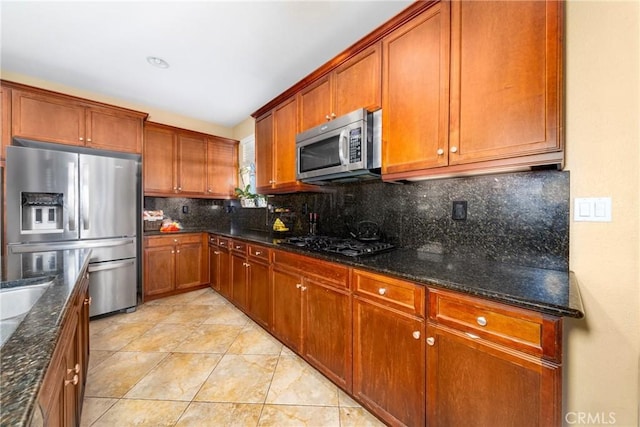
[352,269,425,317]
[428,289,562,361]
[248,244,270,262]
[145,233,202,248]
[231,240,247,254]
[217,237,230,249]
[273,249,349,289]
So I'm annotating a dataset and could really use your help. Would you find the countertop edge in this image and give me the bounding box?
[150,229,585,319]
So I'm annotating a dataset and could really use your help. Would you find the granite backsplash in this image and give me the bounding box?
[144,170,569,270]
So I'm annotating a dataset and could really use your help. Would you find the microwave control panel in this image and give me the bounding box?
[349,127,362,163]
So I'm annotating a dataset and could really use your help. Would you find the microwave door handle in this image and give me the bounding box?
[81,165,90,231]
[67,162,76,231]
[338,129,348,166]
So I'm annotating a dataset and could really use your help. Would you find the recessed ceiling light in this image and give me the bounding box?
[146,56,169,69]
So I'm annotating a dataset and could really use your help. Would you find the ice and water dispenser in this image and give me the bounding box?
[20,192,64,234]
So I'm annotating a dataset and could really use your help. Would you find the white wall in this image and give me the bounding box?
[564,1,640,425]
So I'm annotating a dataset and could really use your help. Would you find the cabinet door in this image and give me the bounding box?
[176,242,203,289]
[255,112,274,191]
[1,86,10,161]
[63,312,80,427]
[86,107,143,154]
[333,43,382,118]
[144,246,175,296]
[353,297,425,427]
[218,248,232,299]
[272,96,299,189]
[247,260,271,328]
[144,124,176,194]
[299,75,331,131]
[177,133,207,194]
[271,268,303,352]
[449,1,561,164]
[231,252,248,309]
[209,245,221,291]
[11,89,85,146]
[382,2,450,176]
[206,137,238,197]
[426,324,561,427]
[303,279,352,392]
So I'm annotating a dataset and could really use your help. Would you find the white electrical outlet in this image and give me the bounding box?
[574,197,612,222]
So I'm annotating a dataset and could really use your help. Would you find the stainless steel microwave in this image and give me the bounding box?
[296,109,381,184]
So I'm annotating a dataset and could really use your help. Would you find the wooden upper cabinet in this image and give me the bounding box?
[12,88,85,146]
[206,136,238,198]
[448,0,562,165]
[144,123,177,194]
[255,111,274,192]
[85,106,143,153]
[9,85,145,154]
[255,96,318,194]
[382,2,451,176]
[177,132,207,194]
[1,86,11,162]
[143,122,237,198]
[299,43,381,132]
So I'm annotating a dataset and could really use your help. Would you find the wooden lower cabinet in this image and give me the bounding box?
[143,233,207,300]
[231,250,249,310]
[426,324,561,427]
[353,297,425,426]
[271,267,304,353]
[246,253,271,329]
[38,269,90,426]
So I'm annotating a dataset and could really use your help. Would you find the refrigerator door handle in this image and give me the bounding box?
[88,259,135,273]
[67,162,77,231]
[81,165,90,231]
[8,239,135,253]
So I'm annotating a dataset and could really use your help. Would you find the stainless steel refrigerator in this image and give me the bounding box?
[6,143,139,317]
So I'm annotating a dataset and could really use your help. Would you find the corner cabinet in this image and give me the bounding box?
[37,269,90,427]
[255,97,318,194]
[426,288,562,426]
[7,84,146,154]
[143,122,238,198]
[143,233,208,301]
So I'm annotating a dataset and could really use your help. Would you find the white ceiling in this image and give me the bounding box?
[0,1,412,128]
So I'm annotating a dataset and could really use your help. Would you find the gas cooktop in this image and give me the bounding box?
[281,235,395,257]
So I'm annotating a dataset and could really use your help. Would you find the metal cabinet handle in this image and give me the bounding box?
[412,331,421,340]
[171,250,175,254]
[174,239,178,243]
[79,137,84,141]
[84,296,92,306]
[466,332,481,339]
[87,138,92,142]
[331,112,336,119]
[450,146,458,153]
[178,187,182,191]
[243,262,250,267]
[437,148,444,156]
[65,375,79,386]
[235,245,242,249]
[214,251,220,255]
[378,287,387,296]
[176,250,180,254]
[476,316,487,327]
[325,114,331,121]
[296,283,303,289]
[255,251,262,255]
[426,337,435,346]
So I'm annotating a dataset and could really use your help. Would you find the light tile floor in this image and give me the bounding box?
[81,288,385,427]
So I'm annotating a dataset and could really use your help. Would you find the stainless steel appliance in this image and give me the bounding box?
[296,109,382,184]
[281,235,394,257]
[6,144,139,317]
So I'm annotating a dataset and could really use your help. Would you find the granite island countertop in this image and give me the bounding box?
[146,228,584,319]
[0,248,92,426]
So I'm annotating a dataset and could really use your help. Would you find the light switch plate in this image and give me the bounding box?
[574,197,612,222]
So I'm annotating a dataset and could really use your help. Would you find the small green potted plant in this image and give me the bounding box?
[234,184,258,207]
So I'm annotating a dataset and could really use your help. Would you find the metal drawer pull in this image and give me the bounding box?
[426,337,435,346]
[235,245,242,249]
[214,251,220,255]
[466,332,481,340]
[476,316,487,327]
[378,287,387,296]
[65,375,79,386]
[255,251,262,255]
[412,331,421,340]
[84,296,92,306]
[296,283,303,289]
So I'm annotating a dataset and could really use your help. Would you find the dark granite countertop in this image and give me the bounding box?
[0,248,92,426]
[168,228,584,319]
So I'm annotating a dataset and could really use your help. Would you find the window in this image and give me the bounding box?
[238,134,256,193]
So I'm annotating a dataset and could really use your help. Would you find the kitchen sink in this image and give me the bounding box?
[0,280,53,346]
